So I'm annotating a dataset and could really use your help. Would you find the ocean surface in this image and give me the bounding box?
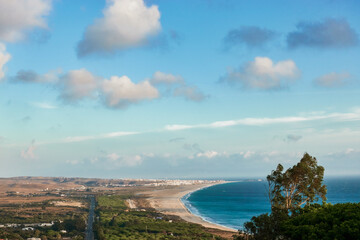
[182,177,360,230]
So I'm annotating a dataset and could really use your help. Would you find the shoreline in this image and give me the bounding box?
[179,183,239,231]
[142,182,238,232]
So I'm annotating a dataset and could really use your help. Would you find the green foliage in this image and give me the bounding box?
[282,203,360,240]
[267,153,326,213]
[0,201,87,224]
[0,198,86,240]
[95,195,224,240]
[237,209,289,240]
[97,195,128,211]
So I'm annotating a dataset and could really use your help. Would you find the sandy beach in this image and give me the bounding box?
[143,182,238,233]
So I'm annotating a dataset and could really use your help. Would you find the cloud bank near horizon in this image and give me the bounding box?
[20,108,359,146]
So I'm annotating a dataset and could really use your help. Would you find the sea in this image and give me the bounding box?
[182,177,360,230]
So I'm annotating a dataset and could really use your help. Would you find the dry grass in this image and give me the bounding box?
[51,201,84,208]
[0,196,63,205]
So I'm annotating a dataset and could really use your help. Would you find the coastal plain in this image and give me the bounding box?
[0,177,237,239]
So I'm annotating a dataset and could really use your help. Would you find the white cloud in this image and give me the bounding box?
[63,131,138,143]
[10,68,205,106]
[106,153,143,167]
[101,76,159,108]
[314,72,351,88]
[0,43,11,80]
[345,148,356,154]
[77,0,161,56]
[242,151,255,159]
[222,57,301,90]
[165,110,360,131]
[107,153,120,161]
[21,140,36,159]
[322,148,360,175]
[150,71,184,85]
[0,0,52,42]
[59,69,99,102]
[32,109,360,146]
[68,152,146,169]
[196,151,219,159]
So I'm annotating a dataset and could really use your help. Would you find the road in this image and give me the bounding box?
[85,195,95,240]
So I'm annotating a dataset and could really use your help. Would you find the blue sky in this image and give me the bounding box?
[0,0,359,178]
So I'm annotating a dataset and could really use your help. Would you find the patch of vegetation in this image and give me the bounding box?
[94,195,225,240]
[0,198,88,239]
[0,217,86,240]
[282,203,360,240]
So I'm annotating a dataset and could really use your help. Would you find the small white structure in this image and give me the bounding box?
[39,222,53,227]
[22,227,34,231]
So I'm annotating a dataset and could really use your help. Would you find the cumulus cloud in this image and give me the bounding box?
[11,69,60,83]
[59,69,99,102]
[21,140,36,159]
[242,151,255,159]
[10,68,100,103]
[105,153,143,167]
[221,57,300,90]
[10,68,205,107]
[314,72,351,88]
[77,0,161,57]
[68,152,145,168]
[101,76,159,108]
[0,43,11,80]
[287,18,359,49]
[196,150,219,159]
[150,71,184,85]
[322,148,360,175]
[224,26,275,48]
[0,0,52,42]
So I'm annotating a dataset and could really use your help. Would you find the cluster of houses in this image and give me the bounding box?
[143,179,219,186]
[0,222,54,229]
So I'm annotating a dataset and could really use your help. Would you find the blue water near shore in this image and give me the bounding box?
[182,177,360,230]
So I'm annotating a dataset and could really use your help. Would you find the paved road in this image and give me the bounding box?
[85,196,95,240]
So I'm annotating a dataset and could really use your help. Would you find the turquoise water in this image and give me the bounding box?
[182,177,360,230]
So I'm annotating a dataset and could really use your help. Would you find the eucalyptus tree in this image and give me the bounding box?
[266,153,327,213]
